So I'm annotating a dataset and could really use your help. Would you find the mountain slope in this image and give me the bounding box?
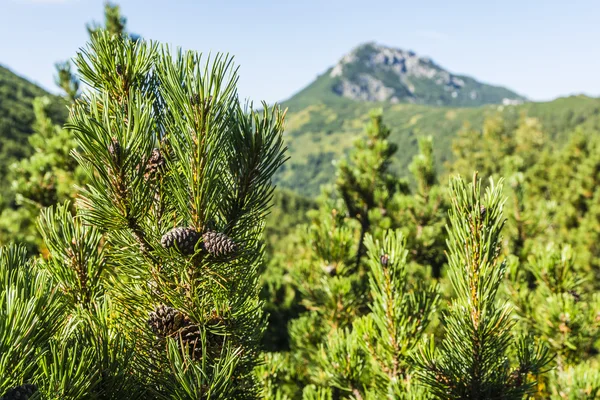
[285,42,526,109]
[0,65,67,201]
[275,95,600,197]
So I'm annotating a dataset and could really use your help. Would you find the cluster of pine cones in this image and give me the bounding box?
[147,304,223,360]
[105,141,236,259]
[148,304,201,354]
[161,227,237,257]
[0,384,37,400]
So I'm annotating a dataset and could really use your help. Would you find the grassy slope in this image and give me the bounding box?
[275,95,600,197]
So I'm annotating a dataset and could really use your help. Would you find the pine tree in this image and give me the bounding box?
[261,110,399,354]
[1,26,286,398]
[391,136,448,278]
[414,174,552,399]
[507,244,600,398]
[547,133,600,280]
[87,2,128,38]
[449,114,549,263]
[357,230,438,398]
[276,199,361,396]
[336,108,398,271]
[259,112,448,398]
[64,31,286,397]
[445,111,600,398]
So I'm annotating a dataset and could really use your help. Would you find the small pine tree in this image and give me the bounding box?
[358,230,439,398]
[414,174,552,399]
[508,244,600,398]
[336,108,398,271]
[391,136,448,278]
[1,28,286,398]
[67,31,285,397]
[260,110,447,398]
[87,1,128,38]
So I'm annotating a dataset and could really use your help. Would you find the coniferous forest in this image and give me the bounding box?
[1,3,599,400]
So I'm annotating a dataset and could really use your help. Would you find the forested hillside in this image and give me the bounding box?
[276,95,600,196]
[0,66,66,201]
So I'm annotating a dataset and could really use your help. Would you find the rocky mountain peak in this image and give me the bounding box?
[323,42,524,106]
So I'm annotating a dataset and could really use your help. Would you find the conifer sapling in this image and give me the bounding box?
[414,174,552,399]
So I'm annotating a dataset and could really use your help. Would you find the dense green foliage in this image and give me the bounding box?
[0,29,287,398]
[257,105,600,399]
[1,4,599,398]
[414,176,551,399]
[257,112,449,399]
[0,97,83,252]
[263,189,315,256]
[0,66,66,202]
[277,95,600,196]
[0,1,128,254]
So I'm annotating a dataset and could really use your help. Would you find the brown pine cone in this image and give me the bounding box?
[161,227,201,255]
[202,230,237,257]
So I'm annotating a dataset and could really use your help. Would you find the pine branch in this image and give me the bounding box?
[414,173,551,399]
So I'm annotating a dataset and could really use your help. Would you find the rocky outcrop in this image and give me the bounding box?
[326,42,524,105]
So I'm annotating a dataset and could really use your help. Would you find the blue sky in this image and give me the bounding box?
[1,0,599,104]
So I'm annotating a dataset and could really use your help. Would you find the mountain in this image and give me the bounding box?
[273,43,598,197]
[285,42,526,109]
[0,65,67,201]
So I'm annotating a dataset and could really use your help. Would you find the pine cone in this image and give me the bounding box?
[202,230,237,257]
[144,148,165,181]
[161,227,201,255]
[148,305,206,360]
[108,137,121,165]
[180,322,222,361]
[1,384,38,400]
[380,254,389,267]
[148,304,188,338]
[180,323,202,346]
[184,322,225,360]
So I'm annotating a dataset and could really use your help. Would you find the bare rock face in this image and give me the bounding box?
[334,74,398,102]
[327,42,524,105]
